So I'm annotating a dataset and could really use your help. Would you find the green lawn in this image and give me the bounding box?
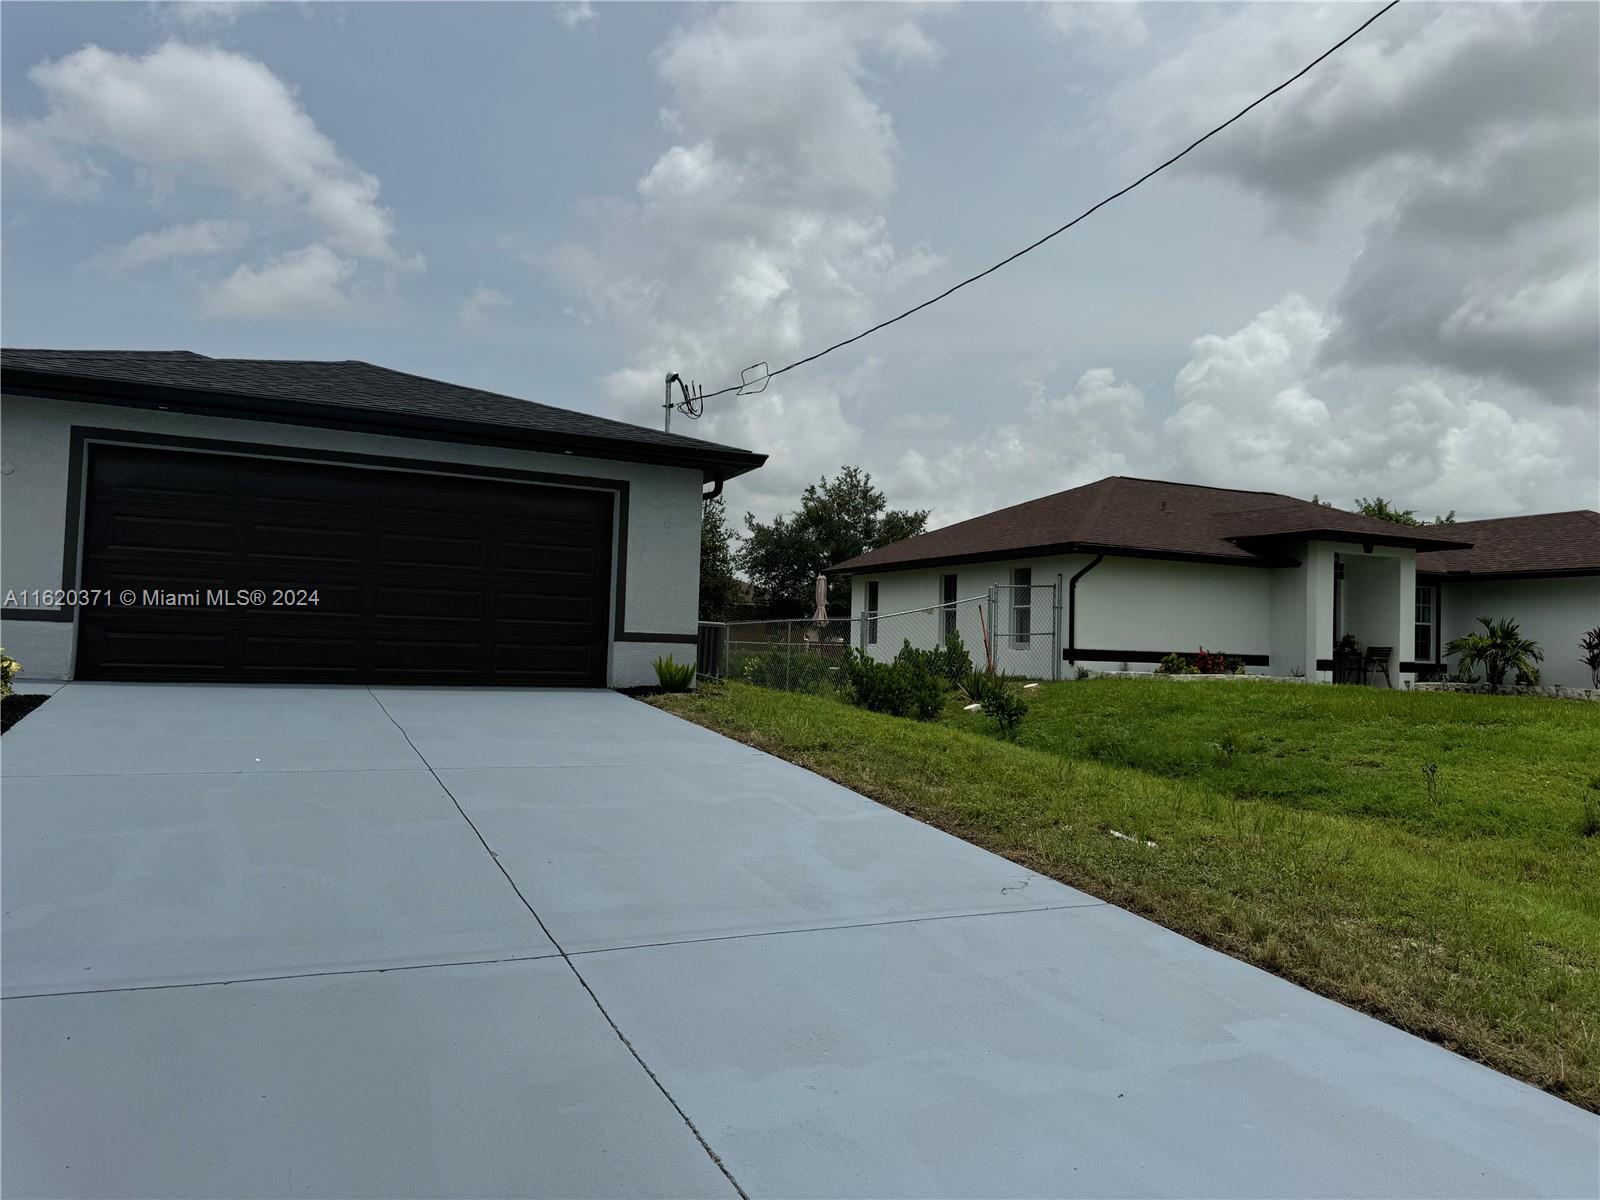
[651,678,1600,1110]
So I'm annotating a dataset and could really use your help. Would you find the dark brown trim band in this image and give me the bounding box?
[1064,648,1270,666]
[1316,658,1334,671]
[0,608,73,622]
[1418,568,1600,582]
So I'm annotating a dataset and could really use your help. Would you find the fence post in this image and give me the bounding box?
[785,620,792,691]
[986,586,998,673]
[1052,576,1064,681]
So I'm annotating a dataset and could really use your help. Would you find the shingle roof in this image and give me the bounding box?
[1,348,766,478]
[828,476,1473,573]
[1416,510,1600,578]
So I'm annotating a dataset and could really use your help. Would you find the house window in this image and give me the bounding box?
[940,574,958,640]
[866,580,879,645]
[1012,567,1031,645]
[1414,584,1437,662]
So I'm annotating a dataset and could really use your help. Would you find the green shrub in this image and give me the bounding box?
[936,628,972,687]
[842,643,947,720]
[982,685,1028,739]
[730,645,840,694]
[959,666,1010,707]
[0,648,17,699]
[652,655,696,692]
[1157,652,1196,675]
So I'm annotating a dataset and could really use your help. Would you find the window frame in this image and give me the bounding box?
[866,580,879,646]
[1011,566,1032,646]
[1413,582,1438,663]
[940,573,958,640]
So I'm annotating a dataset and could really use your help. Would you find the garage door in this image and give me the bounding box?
[75,444,614,686]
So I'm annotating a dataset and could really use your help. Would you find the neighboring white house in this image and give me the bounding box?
[0,348,764,688]
[829,476,1600,690]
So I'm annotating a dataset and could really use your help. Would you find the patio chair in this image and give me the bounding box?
[1363,646,1393,687]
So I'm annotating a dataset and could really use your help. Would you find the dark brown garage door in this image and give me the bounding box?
[76,444,614,686]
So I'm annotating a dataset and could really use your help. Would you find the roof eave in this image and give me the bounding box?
[826,541,1295,575]
[2,368,768,481]
[1231,528,1475,552]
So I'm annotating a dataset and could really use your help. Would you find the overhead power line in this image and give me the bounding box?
[677,0,1401,414]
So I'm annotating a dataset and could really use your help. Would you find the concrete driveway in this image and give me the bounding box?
[2,684,1594,1198]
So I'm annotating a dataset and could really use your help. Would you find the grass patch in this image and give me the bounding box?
[652,678,1600,1110]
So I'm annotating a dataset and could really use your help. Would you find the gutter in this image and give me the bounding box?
[1065,552,1104,665]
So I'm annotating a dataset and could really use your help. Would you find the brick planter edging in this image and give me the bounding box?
[1410,681,1600,702]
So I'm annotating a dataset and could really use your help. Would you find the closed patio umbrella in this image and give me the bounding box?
[805,574,828,645]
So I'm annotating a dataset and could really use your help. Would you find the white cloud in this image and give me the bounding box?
[1164,295,1593,518]
[95,218,246,273]
[545,6,945,519]
[1107,3,1598,405]
[891,411,954,434]
[554,2,596,30]
[205,242,351,319]
[5,42,401,261]
[153,2,264,30]
[887,367,1152,528]
[459,284,512,325]
[1038,3,1147,50]
[0,118,105,199]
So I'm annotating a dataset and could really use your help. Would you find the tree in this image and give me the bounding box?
[698,496,743,621]
[1354,496,1456,526]
[738,466,929,616]
[1445,616,1543,687]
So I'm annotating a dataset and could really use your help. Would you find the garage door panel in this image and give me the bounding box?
[489,642,601,678]
[77,445,614,686]
[92,512,234,558]
[375,584,487,623]
[499,543,605,576]
[80,628,232,672]
[245,522,369,566]
[494,593,603,625]
[377,530,488,570]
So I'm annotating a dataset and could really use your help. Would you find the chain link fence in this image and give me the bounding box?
[697,583,1060,694]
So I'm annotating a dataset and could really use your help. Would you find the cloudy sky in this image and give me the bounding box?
[3,1,1596,527]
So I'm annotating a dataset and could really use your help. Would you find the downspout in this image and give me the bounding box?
[1065,553,1104,665]
[702,477,724,502]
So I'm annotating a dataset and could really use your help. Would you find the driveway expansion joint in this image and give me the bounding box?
[0,952,566,1001]
[365,687,750,1200]
[568,898,1111,958]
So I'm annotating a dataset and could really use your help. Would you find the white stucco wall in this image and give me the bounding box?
[0,392,707,687]
[1436,575,1600,689]
[844,538,1426,683]
[849,553,1277,677]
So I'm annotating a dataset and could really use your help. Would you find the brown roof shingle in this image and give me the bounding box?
[1416,511,1600,578]
[828,476,1473,573]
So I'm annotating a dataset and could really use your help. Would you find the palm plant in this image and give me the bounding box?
[1445,616,1543,687]
[1580,626,1600,689]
